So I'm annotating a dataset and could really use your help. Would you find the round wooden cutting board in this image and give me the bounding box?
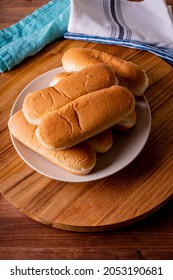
[0,41,173,232]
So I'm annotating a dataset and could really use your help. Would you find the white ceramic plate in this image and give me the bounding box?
[10,67,151,182]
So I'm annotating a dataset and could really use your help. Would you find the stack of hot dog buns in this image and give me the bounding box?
[62,47,149,96]
[8,47,149,175]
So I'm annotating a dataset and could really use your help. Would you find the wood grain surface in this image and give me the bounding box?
[1,40,173,232]
[0,0,173,259]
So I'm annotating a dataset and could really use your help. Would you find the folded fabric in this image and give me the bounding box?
[64,0,173,64]
[0,0,70,72]
[1,0,173,72]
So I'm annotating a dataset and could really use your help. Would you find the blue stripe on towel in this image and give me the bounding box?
[103,0,117,38]
[116,0,132,40]
[64,32,173,65]
[110,0,124,39]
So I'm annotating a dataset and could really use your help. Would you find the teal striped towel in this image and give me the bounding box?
[0,0,70,72]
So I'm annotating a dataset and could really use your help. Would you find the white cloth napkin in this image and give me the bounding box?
[67,0,173,48]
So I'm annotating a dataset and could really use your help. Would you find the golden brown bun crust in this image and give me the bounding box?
[22,87,68,125]
[52,71,73,85]
[62,47,149,96]
[53,73,113,154]
[88,129,113,153]
[113,110,137,131]
[36,85,135,150]
[8,110,96,175]
[22,64,117,125]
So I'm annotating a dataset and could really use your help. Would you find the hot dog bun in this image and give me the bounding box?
[23,64,117,125]
[88,128,113,153]
[36,85,135,150]
[52,71,73,86]
[8,110,96,175]
[113,110,137,131]
[43,73,114,153]
[62,47,149,96]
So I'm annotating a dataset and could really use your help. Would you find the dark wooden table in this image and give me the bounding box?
[0,0,173,260]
